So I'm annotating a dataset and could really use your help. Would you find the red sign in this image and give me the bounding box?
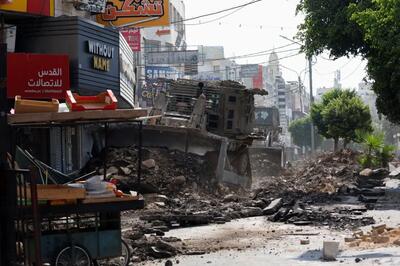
[7,53,69,99]
[156,29,171,36]
[253,65,263,89]
[120,28,141,52]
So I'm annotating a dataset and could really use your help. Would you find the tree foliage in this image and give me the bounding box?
[357,131,396,168]
[288,116,321,148]
[297,0,400,124]
[311,89,372,150]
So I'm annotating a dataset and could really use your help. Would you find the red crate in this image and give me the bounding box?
[66,90,117,111]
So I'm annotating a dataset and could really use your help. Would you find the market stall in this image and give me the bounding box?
[6,108,150,266]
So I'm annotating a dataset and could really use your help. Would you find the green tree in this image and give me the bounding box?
[311,89,372,151]
[357,131,396,168]
[289,116,321,148]
[297,0,400,124]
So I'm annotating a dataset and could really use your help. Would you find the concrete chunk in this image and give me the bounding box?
[142,159,156,169]
[360,168,373,177]
[262,198,283,215]
[323,241,340,261]
[300,239,310,245]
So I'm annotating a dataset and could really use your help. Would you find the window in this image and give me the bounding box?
[227,121,233,130]
[213,65,220,73]
[228,110,234,119]
[144,39,161,53]
[228,96,237,103]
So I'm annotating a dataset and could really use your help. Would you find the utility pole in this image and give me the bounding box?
[279,35,316,154]
[308,56,315,154]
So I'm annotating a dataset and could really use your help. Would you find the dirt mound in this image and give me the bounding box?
[254,149,360,200]
[84,146,221,195]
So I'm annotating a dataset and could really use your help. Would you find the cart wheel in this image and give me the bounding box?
[55,245,92,266]
[92,239,131,266]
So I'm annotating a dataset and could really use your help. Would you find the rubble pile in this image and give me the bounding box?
[264,199,375,229]
[253,149,360,200]
[85,146,218,195]
[357,168,389,189]
[346,224,400,248]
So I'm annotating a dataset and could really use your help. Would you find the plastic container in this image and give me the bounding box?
[66,90,118,111]
[14,96,59,114]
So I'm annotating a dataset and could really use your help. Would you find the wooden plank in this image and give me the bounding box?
[81,195,140,204]
[8,108,148,125]
[19,185,86,201]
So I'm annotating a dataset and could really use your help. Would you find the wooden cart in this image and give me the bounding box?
[6,109,150,265]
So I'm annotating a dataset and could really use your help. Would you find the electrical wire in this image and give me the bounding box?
[141,43,299,67]
[140,52,303,76]
[313,58,354,76]
[185,5,247,26]
[341,61,365,82]
[171,0,263,24]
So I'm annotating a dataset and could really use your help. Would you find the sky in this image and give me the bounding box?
[182,0,368,93]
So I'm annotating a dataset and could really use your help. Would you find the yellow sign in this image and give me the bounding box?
[97,0,170,28]
[0,0,27,13]
[0,0,54,16]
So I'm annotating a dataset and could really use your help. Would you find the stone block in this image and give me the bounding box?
[323,241,340,261]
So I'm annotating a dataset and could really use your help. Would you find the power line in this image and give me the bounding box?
[341,61,365,81]
[141,43,299,67]
[185,5,247,26]
[171,0,263,24]
[313,58,354,76]
[140,52,303,77]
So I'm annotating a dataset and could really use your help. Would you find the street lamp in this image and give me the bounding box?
[279,35,316,154]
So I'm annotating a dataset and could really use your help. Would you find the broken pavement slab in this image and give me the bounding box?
[262,198,283,215]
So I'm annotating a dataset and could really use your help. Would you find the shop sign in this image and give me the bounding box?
[145,66,173,79]
[139,78,167,107]
[146,50,199,65]
[120,28,141,52]
[87,40,116,72]
[252,65,263,89]
[7,53,69,99]
[74,0,106,13]
[240,64,259,78]
[0,0,54,16]
[97,0,170,28]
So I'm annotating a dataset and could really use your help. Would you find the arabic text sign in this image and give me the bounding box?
[120,28,141,52]
[97,0,169,28]
[7,53,70,99]
[146,50,199,65]
[240,64,260,78]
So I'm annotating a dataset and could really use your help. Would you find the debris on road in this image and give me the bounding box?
[346,224,400,248]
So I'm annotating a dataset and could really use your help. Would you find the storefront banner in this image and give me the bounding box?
[0,0,54,16]
[252,65,263,89]
[120,28,141,52]
[97,0,170,28]
[240,64,259,78]
[7,53,69,99]
[145,66,173,79]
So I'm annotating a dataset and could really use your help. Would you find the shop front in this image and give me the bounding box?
[15,16,127,104]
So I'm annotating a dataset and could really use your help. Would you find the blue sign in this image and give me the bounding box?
[145,66,174,79]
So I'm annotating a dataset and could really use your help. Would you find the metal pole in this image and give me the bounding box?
[298,75,303,113]
[137,121,142,185]
[308,56,315,153]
